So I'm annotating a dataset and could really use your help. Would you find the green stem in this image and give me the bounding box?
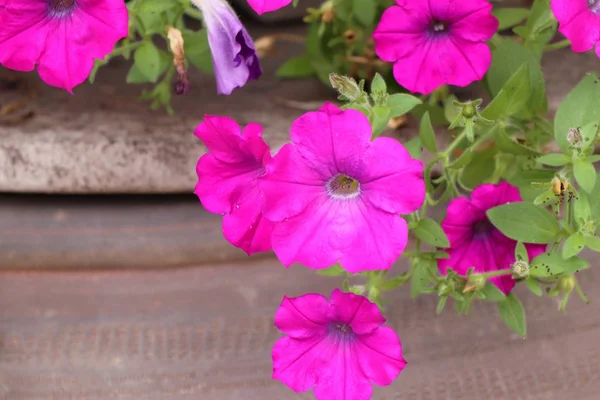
[441,129,469,159]
[545,39,571,52]
[480,268,513,279]
[575,279,590,304]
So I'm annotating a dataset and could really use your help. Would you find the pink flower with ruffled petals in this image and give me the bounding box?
[272,289,406,400]
[259,103,425,273]
[438,182,546,294]
[0,0,128,93]
[373,0,498,95]
[194,116,274,255]
[246,0,291,15]
[551,0,600,58]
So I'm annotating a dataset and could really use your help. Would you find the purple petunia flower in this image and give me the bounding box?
[191,0,262,95]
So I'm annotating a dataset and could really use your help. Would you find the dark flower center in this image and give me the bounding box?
[427,20,449,36]
[48,0,76,17]
[326,174,361,199]
[328,323,355,341]
[472,219,494,238]
[589,0,600,15]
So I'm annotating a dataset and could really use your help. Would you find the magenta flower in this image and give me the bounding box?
[194,116,274,255]
[272,289,406,400]
[373,0,498,95]
[0,0,128,93]
[191,0,262,95]
[438,182,546,294]
[246,0,291,15]
[260,103,425,273]
[551,0,600,57]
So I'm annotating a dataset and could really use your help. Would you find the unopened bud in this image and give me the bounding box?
[463,274,486,293]
[437,283,452,297]
[512,260,530,278]
[344,29,357,44]
[462,103,476,119]
[329,73,362,100]
[567,128,583,147]
[254,35,276,58]
[321,9,335,23]
[557,275,576,293]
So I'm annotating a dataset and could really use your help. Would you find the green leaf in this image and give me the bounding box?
[555,73,600,151]
[410,258,436,298]
[515,241,529,262]
[580,122,600,149]
[444,95,461,124]
[371,106,391,136]
[480,282,506,302]
[126,62,153,84]
[317,264,347,276]
[380,273,410,291]
[447,148,473,169]
[585,235,600,251]
[574,192,591,223]
[533,190,554,206]
[136,11,164,36]
[387,94,422,117]
[498,294,527,337]
[493,7,529,30]
[404,137,421,159]
[370,73,386,95]
[563,233,585,259]
[525,278,543,296]
[138,0,178,13]
[573,160,596,193]
[530,252,589,278]
[507,169,556,202]
[459,148,496,190]
[276,55,315,78]
[413,218,450,247]
[134,42,163,83]
[352,0,376,27]
[487,202,559,243]
[486,40,547,117]
[495,127,540,156]
[481,90,509,120]
[537,153,570,166]
[419,112,437,153]
[184,29,213,73]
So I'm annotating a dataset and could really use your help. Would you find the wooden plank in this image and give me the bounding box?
[0,258,598,399]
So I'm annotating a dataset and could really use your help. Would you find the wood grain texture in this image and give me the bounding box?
[0,257,598,400]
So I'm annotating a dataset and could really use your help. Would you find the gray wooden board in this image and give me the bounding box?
[0,257,598,399]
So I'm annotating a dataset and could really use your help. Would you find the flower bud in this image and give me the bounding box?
[557,275,576,293]
[321,9,335,23]
[567,128,583,147]
[254,35,276,58]
[329,73,362,100]
[462,103,476,119]
[463,274,486,293]
[512,260,530,278]
[437,282,452,297]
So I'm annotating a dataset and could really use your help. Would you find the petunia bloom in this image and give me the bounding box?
[272,289,407,400]
[191,0,262,95]
[373,0,498,95]
[0,0,128,93]
[551,0,600,58]
[194,115,274,255]
[246,0,291,15]
[438,182,546,295]
[260,103,425,273]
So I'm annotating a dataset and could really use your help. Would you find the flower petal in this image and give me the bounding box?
[260,143,327,222]
[470,181,521,212]
[354,137,425,215]
[557,10,600,53]
[75,0,129,57]
[274,294,330,338]
[430,0,492,22]
[289,103,372,174]
[441,197,482,248]
[246,0,292,15]
[272,335,327,393]
[0,2,47,72]
[356,326,406,386]
[198,0,262,95]
[222,186,274,254]
[373,4,430,62]
[328,289,385,335]
[451,5,498,42]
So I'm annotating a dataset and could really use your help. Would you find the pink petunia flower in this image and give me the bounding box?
[194,116,274,255]
[373,0,498,95]
[272,289,407,400]
[551,0,600,57]
[438,182,546,295]
[259,103,425,273]
[246,0,291,15]
[0,0,128,93]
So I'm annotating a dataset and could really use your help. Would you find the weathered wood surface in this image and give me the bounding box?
[0,257,598,400]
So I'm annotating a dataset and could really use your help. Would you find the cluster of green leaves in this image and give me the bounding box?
[278,0,394,86]
[91,0,212,113]
[322,0,599,337]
